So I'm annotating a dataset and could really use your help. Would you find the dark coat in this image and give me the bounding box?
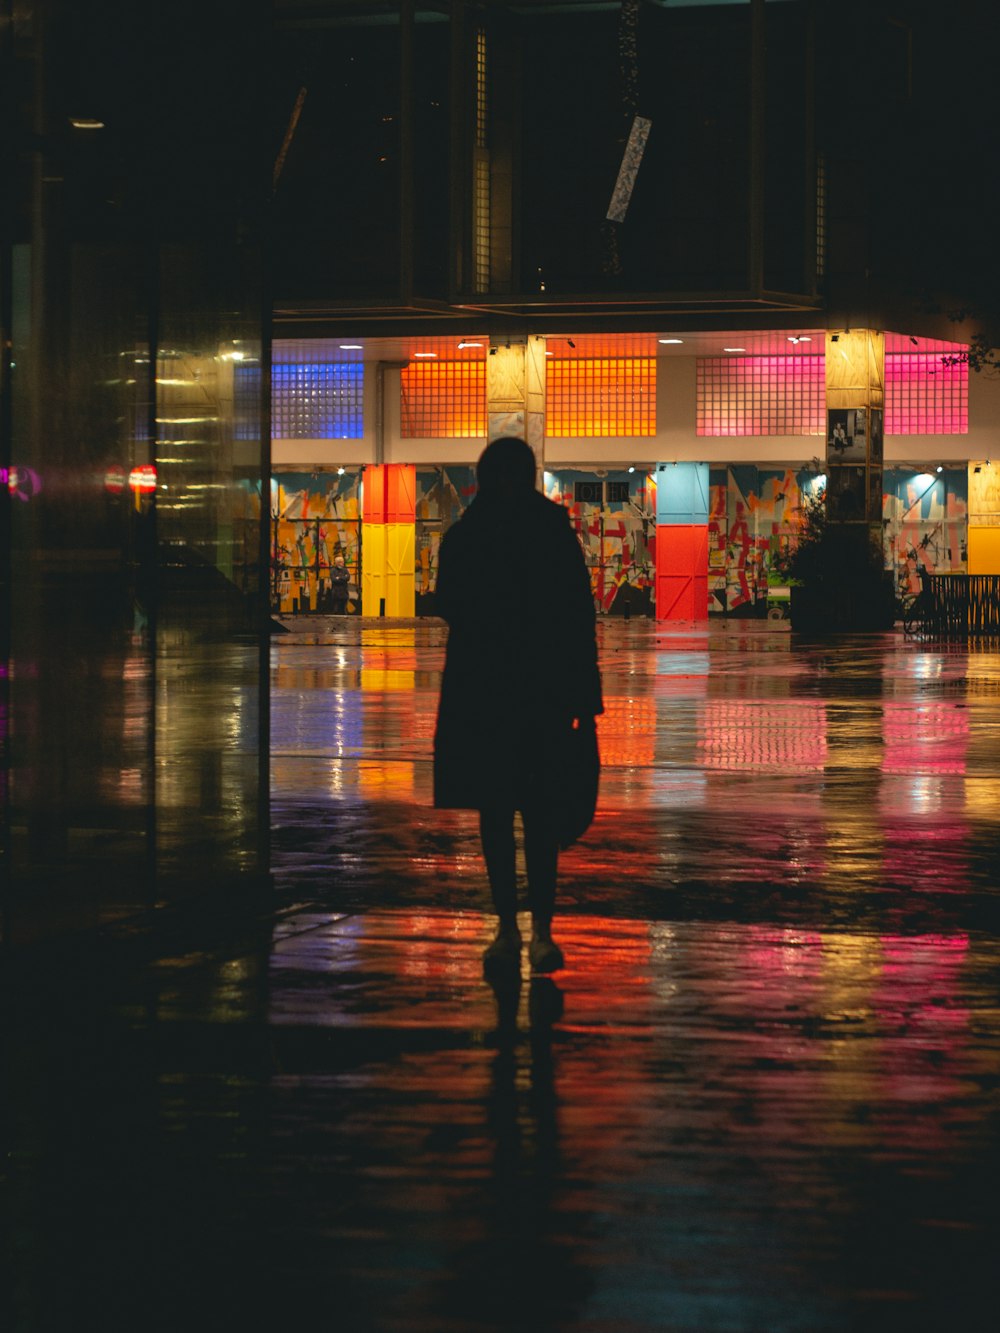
[433,488,603,823]
[330,564,350,600]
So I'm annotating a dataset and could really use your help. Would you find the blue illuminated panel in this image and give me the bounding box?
[656,462,709,525]
[272,362,364,439]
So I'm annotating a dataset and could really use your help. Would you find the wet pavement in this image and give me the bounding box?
[4,619,1000,1331]
[272,618,1000,934]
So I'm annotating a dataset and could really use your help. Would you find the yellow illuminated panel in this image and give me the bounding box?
[967,526,1000,575]
[400,361,486,438]
[546,358,656,437]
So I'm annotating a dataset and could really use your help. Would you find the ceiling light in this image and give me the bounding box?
[457,341,483,349]
[69,117,105,130]
[724,347,746,353]
[339,344,362,350]
[628,466,635,473]
[658,338,683,345]
[413,352,436,358]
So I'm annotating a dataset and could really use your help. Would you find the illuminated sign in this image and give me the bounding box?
[129,464,157,494]
[104,464,127,495]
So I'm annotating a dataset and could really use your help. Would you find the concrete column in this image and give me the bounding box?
[825,329,885,539]
[486,336,546,484]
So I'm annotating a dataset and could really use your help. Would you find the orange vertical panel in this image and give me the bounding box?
[655,525,709,621]
[385,464,416,523]
[363,466,386,522]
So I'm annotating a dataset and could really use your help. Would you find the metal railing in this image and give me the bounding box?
[920,574,1000,637]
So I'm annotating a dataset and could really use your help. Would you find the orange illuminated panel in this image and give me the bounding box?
[595,696,656,767]
[546,358,655,437]
[400,361,486,438]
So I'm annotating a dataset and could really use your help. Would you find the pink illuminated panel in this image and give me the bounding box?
[696,356,825,436]
[885,353,968,434]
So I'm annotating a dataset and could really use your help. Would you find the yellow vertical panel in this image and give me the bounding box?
[967,527,1000,575]
[385,522,415,618]
[362,524,386,617]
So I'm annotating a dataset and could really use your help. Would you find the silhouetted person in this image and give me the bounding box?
[433,437,603,975]
[330,555,350,615]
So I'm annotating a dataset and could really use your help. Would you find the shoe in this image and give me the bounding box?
[528,934,564,974]
[483,928,522,975]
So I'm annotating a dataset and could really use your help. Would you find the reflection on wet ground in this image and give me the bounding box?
[272,620,1000,933]
[6,621,1000,1330]
[9,905,998,1330]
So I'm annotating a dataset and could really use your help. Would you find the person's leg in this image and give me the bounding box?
[479,807,521,970]
[521,801,563,972]
[521,802,558,929]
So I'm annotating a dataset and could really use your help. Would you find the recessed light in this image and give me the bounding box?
[413,352,436,358]
[723,347,746,353]
[658,338,684,345]
[339,344,362,350]
[69,117,105,130]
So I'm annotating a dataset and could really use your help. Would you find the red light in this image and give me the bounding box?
[104,464,127,495]
[128,464,157,494]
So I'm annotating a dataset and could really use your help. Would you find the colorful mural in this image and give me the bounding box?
[708,467,813,616]
[414,467,477,609]
[269,463,977,618]
[272,470,361,613]
[544,470,656,614]
[884,468,968,594]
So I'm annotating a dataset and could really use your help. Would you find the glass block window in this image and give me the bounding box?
[546,358,655,437]
[815,152,826,279]
[272,362,364,439]
[475,29,488,150]
[400,361,486,438]
[233,363,262,441]
[696,356,825,436]
[474,155,491,292]
[885,353,968,434]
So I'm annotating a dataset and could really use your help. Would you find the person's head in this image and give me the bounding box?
[476,436,536,499]
[334,555,345,567]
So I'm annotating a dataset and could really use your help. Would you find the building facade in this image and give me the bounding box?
[270,332,1000,619]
